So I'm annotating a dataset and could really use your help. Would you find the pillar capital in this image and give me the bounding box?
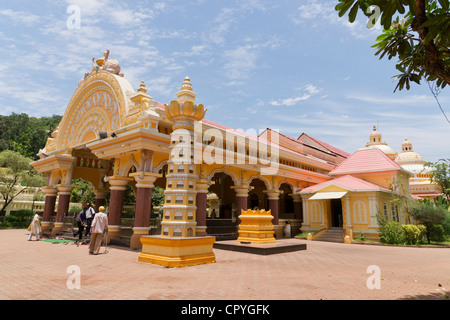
[129,171,162,189]
[56,184,76,195]
[231,185,251,197]
[108,176,133,191]
[263,189,281,200]
[42,186,58,197]
[93,189,108,199]
[196,179,210,194]
[289,193,302,202]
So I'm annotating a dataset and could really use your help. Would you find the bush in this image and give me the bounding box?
[380,221,405,244]
[429,224,446,242]
[402,224,426,245]
[1,210,34,229]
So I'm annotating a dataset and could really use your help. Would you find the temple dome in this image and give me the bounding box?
[358,125,398,159]
[395,139,429,175]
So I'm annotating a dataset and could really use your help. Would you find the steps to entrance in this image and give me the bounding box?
[315,228,344,243]
[206,219,238,241]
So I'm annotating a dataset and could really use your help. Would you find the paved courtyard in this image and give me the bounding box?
[0,229,449,300]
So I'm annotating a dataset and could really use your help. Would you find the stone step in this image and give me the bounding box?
[315,229,344,243]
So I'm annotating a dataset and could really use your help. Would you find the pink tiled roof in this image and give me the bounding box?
[301,175,391,193]
[330,148,403,176]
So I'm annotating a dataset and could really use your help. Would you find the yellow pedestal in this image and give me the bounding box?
[237,209,276,244]
[139,236,216,268]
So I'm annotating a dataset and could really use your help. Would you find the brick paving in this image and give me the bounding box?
[1,229,449,300]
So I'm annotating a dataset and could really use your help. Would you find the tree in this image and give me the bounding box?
[71,179,96,205]
[407,200,447,242]
[0,113,62,160]
[336,0,450,91]
[426,158,450,198]
[0,150,46,216]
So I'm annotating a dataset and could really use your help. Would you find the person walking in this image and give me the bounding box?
[88,206,108,255]
[84,203,95,236]
[28,212,42,241]
[73,207,87,241]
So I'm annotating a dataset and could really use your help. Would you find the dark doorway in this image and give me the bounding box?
[330,199,343,228]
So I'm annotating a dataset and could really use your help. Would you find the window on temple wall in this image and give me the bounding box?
[187,228,194,237]
[178,165,184,173]
[174,212,182,220]
[168,180,173,188]
[189,181,194,189]
[176,196,183,204]
[353,200,367,224]
[188,196,194,205]
[169,165,174,173]
[189,166,194,174]
[173,228,182,237]
[187,212,194,220]
[163,227,169,236]
[383,202,388,216]
[166,196,172,204]
[164,211,171,219]
[177,180,184,188]
[391,203,399,222]
[311,201,321,222]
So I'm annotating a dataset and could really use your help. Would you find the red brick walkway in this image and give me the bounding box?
[0,229,449,300]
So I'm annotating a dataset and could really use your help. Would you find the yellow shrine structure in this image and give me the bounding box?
[30,51,436,264]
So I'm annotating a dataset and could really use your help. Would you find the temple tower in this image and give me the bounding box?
[138,77,216,267]
[161,76,204,238]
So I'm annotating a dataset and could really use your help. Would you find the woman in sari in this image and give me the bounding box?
[28,212,42,241]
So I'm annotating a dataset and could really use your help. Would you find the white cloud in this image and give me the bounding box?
[270,84,321,106]
[292,0,376,40]
[0,9,41,25]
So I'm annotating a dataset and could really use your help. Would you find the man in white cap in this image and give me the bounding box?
[88,206,108,255]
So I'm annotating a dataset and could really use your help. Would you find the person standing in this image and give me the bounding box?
[28,212,42,241]
[74,207,87,241]
[84,203,95,236]
[88,206,108,255]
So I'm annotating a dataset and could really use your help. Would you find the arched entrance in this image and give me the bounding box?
[207,172,238,240]
[248,178,269,210]
[279,183,294,219]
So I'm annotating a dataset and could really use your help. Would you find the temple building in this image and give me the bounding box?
[30,51,437,259]
[31,51,350,257]
[395,138,440,199]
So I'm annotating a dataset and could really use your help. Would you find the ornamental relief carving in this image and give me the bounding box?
[59,87,120,149]
[56,72,128,151]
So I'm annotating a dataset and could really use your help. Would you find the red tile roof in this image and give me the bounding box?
[298,133,351,158]
[330,148,404,176]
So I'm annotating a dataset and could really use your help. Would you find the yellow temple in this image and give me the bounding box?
[30,51,439,265]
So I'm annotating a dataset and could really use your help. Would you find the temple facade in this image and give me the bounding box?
[31,51,436,255]
[31,51,349,254]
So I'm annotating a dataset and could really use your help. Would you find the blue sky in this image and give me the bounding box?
[0,0,449,163]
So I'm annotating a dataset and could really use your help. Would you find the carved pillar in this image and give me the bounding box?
[52,184,74,235]
[264,189,282,237]
[301,194,310,231]
[196,180,209,236]
[290,193,302,220]
[41,186,57,233]
[231,186,250,224]
[129,172,160,249]
[107,176,132,240]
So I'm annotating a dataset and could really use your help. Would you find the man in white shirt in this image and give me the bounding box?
[88,206,108,255]
[84,203,95,236]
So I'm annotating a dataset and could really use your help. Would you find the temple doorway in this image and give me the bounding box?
[330,199,343,228]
